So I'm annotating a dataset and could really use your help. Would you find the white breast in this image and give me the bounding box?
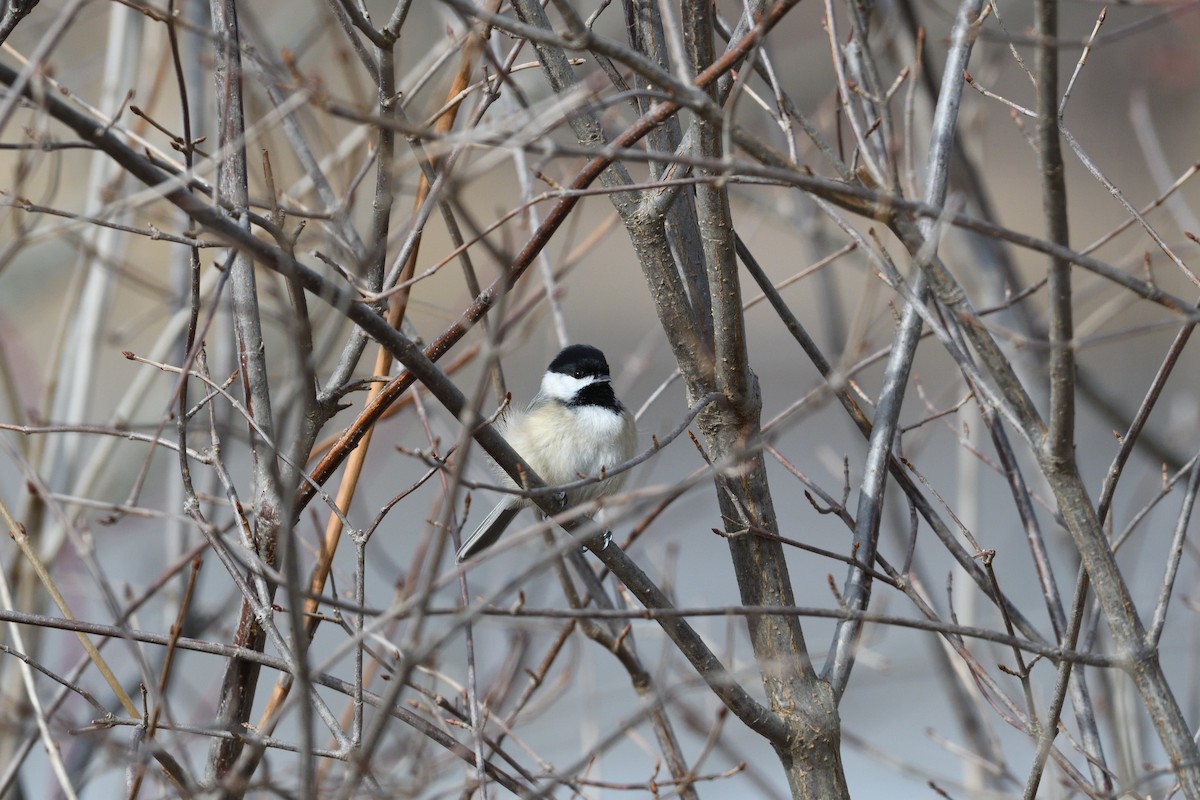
[499,402,634,504]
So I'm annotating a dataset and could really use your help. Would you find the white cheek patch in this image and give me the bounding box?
[541,371,602,402]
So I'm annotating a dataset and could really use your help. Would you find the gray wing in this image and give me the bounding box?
[457,395,551,561]
[456,497,523,561]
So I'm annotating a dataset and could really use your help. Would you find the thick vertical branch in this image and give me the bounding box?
[682,3,846,798]
[627,0,714,341]
[1023,2,1080,794]
[205,0,284,785]
[1037,0,1074,467]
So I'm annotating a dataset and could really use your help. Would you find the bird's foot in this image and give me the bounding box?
[581,530,612,554]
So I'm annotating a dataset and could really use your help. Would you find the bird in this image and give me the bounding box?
[456,344,638,562]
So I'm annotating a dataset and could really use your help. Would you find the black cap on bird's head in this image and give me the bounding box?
[541,344,620,409]
[547,344,611,380]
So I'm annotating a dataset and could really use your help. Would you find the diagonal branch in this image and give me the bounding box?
[825,0,987,700]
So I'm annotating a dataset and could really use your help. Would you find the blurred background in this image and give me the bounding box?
[1,1,1199,797]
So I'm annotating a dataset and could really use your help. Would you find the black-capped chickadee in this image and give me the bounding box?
[456,344,638,562]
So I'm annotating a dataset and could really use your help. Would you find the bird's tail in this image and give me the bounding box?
[456,499,523,562]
